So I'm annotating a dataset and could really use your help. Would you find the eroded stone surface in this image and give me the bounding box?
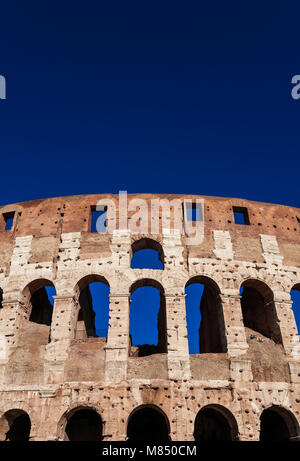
[0,194,298,440]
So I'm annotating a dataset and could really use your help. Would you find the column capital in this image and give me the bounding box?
[273,298,293,305]
[2,299,21,307]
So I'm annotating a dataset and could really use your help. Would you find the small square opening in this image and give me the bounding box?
[90,206,107,233]
[233,206,250,225]
[185,202,202,222]
[3,212,15,231]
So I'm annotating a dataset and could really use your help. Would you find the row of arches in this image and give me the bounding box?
[0,404,299,441]
[14,274,300,356]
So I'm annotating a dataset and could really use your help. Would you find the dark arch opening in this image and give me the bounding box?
[194,406,238,441]
[75,275,110,339]
[129,279,167,357]
[65,409,103,441]
[127,406,170,441]
[240,279,282,343]
[0,410,31,441]
[21,279,56,345]
[185,276,227,353]
[26,280,56,326]
[291,284,300,334]
[260,407,300,441]
[131,238,164,269]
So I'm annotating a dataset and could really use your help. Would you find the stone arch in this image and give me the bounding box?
[127,404,170,441]
[21,278,56,320]
[284,278,300,294]
[131,237,164,269]
[234,270,277,292]
[185,276,227,353]
[186,275,221,293]
[260,405,300,441]
[292,283,300,291]
[73,274,110,301]
[130,278,165,294]
[129,278,167,357]
[58,405,103,441]
[0,409,31,441]
[194,404,239,441]
[186,270,223,292]
[19,278,56,345]
[239,278,282,343]
[291,283,300,334]
[73,274,110,339]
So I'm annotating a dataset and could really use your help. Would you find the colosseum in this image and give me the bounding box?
[0,193,299,442]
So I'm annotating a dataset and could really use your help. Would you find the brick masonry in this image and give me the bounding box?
[0,194,299,440]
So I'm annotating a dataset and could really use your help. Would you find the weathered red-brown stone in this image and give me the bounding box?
[0,194,298,441]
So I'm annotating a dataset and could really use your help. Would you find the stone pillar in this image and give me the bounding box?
[44,295,77,384]
[0,300,26,383]
[0,300,26,350]
[220,294,248,357]
[110,229,131,268]
[166,294,190,380]
[170,388,191,441]
[102,406,127,441]
[29,392,58,440]
[50,295,77,342]
[273,298,300,359]
[105,293,129,384]
[232,390,257,441]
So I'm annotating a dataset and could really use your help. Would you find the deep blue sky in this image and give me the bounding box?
[3,2,300,353]
[0,1,300,206]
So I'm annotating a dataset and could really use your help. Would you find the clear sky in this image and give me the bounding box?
[2,2,300,353]
[0,1,300,207]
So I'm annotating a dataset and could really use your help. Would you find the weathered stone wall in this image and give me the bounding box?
[0,193,299,440]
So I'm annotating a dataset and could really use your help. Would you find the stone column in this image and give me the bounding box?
[272,298,300,358]
[105,293,130,384]
[166,294,190,380]
[220,294,248,357]
[44,295,77,384]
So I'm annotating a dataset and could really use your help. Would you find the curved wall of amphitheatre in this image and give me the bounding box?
[0,193,299,440]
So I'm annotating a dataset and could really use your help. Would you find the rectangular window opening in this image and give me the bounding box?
[233,206,250,225]
[90,206,107,233]
[185,202,202,222]
[3,212,15,231]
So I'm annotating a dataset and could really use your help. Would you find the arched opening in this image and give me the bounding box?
[0,409,31,441]
[21,279,56,344]
[240,279,282,343]
[74,275,110,339]
[64,408,103,441]
[194,405,238,441]
[260,406,300,441]
[185,276,227,353]
[129,279,167,357]
[291,283,300,334]
[127,406,170,441]
[131,238,164,269]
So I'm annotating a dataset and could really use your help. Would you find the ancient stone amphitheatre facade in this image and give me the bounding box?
[0,193,299,441]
